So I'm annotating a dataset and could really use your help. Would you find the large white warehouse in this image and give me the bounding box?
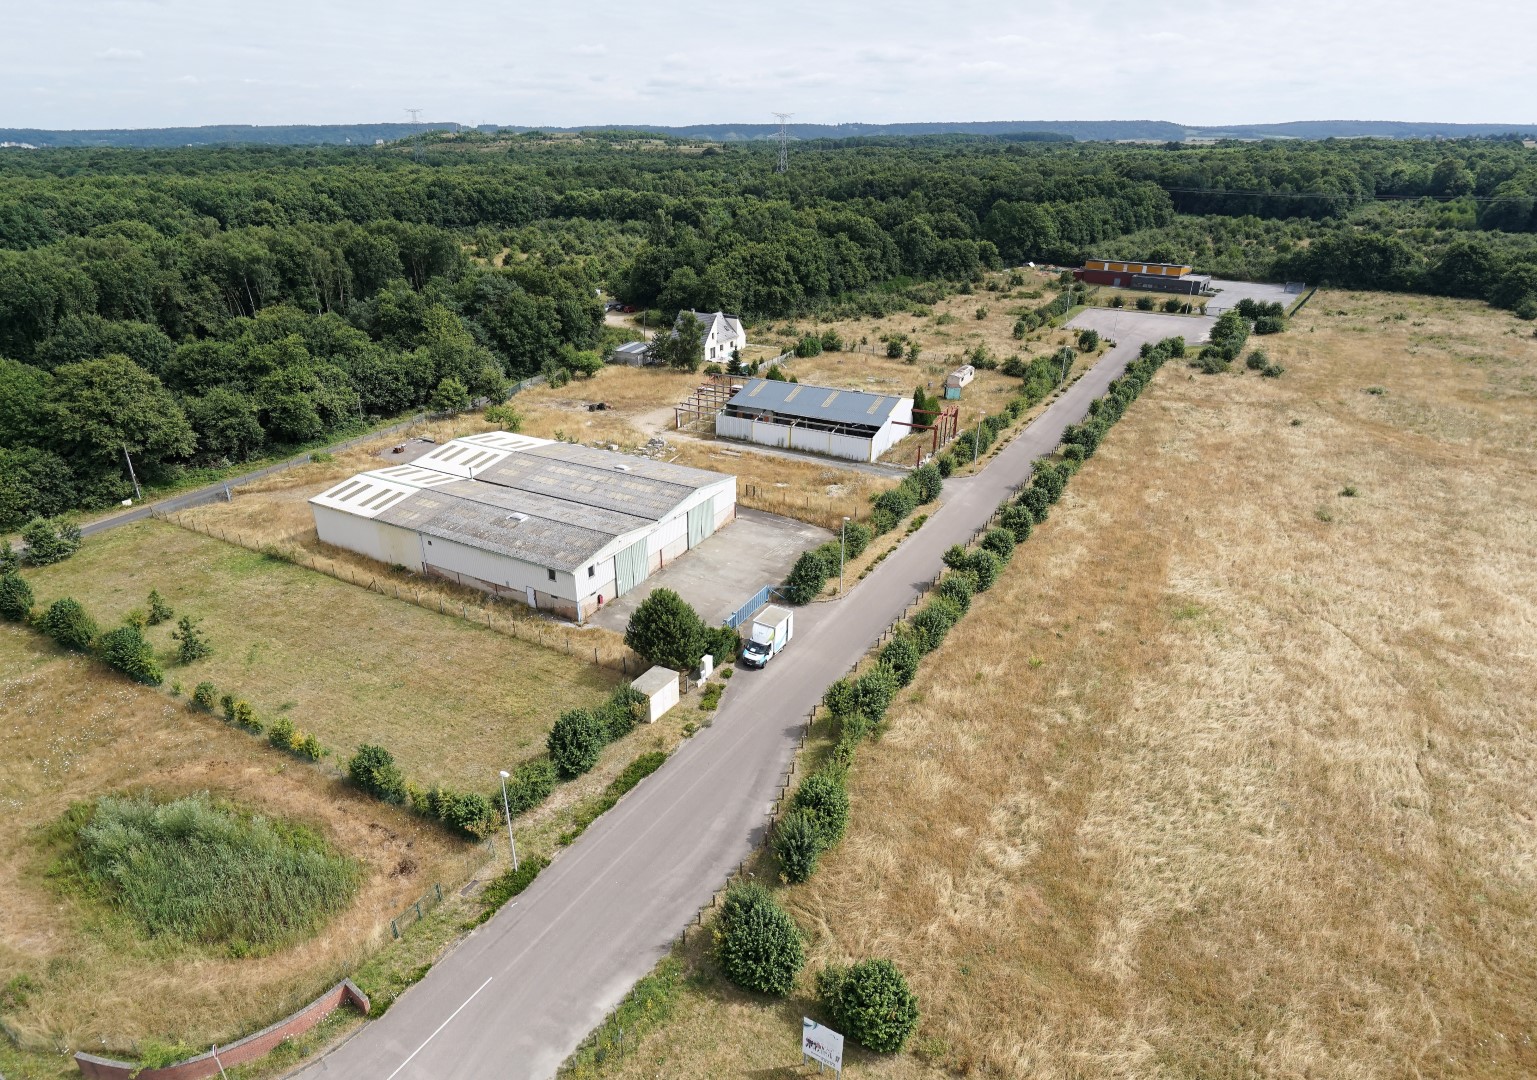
[310,432,736,622]
[717,379,914,463]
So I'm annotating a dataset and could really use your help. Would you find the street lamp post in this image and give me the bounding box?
[498,770,519,870]
[839,516,850,595]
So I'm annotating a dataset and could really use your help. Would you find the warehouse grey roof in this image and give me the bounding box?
[725,378,905,427]
[310,435,734,572]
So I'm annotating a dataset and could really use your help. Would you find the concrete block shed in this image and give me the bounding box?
[309,432,736,622]
[632,666,680,723]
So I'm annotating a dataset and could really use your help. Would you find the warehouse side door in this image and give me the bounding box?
[614,538,650,596]
[686,497,714,548]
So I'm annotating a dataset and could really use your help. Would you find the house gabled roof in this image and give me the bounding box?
[679,310,743,341]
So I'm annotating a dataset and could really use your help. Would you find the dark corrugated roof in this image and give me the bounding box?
[725,379,904,427]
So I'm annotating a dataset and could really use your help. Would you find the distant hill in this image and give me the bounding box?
[3,118,1534,149]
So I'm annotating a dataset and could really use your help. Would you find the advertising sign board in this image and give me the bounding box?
[801,1017,844,1073]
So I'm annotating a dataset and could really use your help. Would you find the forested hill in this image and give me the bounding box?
[2,136,1537,529]
[6,118,1536,148]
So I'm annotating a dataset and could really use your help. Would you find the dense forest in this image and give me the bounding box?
[2,133,1536,525]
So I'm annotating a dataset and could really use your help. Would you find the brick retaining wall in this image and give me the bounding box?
[74,980,369,1080]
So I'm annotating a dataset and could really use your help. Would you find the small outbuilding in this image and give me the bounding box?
[611,340,652,366]
[716,378,914,463]
[632,666,680,724]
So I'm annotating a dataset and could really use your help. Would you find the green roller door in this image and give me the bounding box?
[614,538,649,596]
[687,498,714,548]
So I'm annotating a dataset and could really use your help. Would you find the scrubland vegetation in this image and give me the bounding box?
[590,289,1537,1079]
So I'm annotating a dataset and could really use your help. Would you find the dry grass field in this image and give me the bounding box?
[18,521,618,791]
[595,290,1537,1079]
[0,627,473,1068]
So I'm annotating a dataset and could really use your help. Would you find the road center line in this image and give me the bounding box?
[384,976,494,1080]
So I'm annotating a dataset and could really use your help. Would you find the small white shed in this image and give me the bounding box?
[945,365,975,389]
[632,666,680,724]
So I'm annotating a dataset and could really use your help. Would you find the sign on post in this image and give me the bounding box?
[801,1017,844,1074]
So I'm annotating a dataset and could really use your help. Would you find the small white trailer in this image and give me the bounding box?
[741,605,794,668]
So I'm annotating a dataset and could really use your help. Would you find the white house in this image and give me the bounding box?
[309,432,736,622]
[679,310,747,366]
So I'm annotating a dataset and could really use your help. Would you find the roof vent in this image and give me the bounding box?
[507,512,529,524]
[614,464,631,472]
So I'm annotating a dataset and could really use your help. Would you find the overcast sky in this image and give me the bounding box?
[7,0,1534,130]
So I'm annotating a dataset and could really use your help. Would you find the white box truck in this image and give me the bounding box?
[741,605,793,668]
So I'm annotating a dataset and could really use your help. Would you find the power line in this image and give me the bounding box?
[772,112,793,173]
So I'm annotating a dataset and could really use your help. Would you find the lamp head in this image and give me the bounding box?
[499,770,510,778]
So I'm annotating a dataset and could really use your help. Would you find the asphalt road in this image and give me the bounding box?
[294,315,1209,1080]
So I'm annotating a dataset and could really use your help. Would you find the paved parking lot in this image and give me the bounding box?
[1205,278,1305,314]
[1067,307,1217,346]
[588,507,832,631]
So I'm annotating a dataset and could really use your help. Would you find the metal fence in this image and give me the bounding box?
[723,584,783,630]
[390,882,445,939]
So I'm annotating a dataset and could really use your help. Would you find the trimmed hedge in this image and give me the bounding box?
[715,882,804,996]
[817,959,921,1054]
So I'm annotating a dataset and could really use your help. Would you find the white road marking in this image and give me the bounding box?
[384,976,494,1080]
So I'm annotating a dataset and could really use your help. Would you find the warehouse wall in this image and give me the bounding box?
[717,414,876,462]
[312,506,424,570]
[869,397,915,459]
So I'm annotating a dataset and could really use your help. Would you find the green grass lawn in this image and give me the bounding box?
[18,521,618,790]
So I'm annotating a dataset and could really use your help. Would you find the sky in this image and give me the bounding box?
[6,0,1535,130]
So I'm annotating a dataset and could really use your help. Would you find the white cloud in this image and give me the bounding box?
[95,47,145,62]
[572,44,607,56]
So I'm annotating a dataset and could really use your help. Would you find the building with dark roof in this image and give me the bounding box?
[309,432,736,621]
[717,378,914,462]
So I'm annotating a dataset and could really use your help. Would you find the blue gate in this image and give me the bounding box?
[725,584,783,630]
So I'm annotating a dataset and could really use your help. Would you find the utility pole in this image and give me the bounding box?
[499,770,519,870]
[839,516,850,595]
[773,112,793,173]
[121,444,142,500]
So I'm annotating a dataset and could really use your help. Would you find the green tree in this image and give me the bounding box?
[783,548,831,605]
[817,959,920,1053]
[878,633,921,687]
[714,882,805,996]
[38,597,97,652]
[792,767,850,846]
[97,624,163,685]
[547,708,606,779]
[44,354,196,471]
[623,588,709,671]
[853,664,900,723]
[0,572,34,622]
[146,589,173,626]
[1076,327,1100,351]
[430,375,472,413]
[171,615,213,663]
[773,808,823,883]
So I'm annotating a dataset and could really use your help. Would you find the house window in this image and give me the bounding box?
[587,565,595,578]
[547,568,556,582]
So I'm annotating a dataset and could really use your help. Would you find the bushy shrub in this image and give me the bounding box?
[349,744,406,803]
[841,520,872,560]
[268,716,297,750]
[879,633,921,687]
[817,959,920,1053]
[999,503,1035,543]
[793,767,850,846]
[820,328,843,352]
[936,571,976,613]
[822,678,858,719]
[1076,328,1099,351]
[871,486,916,524]
[502,758,558,816]
[794,335,823,358]
[20,516,81,566]
[97,625,163,685]
[598,685,648,741]
[146,590,173,626]
[38,597,96,652]
[1197,348,1231,374]
[1245,348,1269,371]
[1020,484,1052,523]
[191,681,218,711]
[911,596,962,653]
[942,544,970,570]
[291,732,324,761]
[910,463,943,504]
[433,789,496,839]
[885,338,904,358]
[1207,309,1250,360]
[773,808,823,883]
[705,624,739,664]
[1163,298,1183,313]
[783,548,832,605]
[0,542,17,574]
[980,527,1016,562]
[624,588,708,669]
[1254,315,1286,334]
[1136,296,1155,311]
[853,664,900,723]
[0,572,33,622]
[714,882,804,996]
[963,549,1004,591]
[483,402,524,432]
[231,700,261,733]
[548,708,606,779]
